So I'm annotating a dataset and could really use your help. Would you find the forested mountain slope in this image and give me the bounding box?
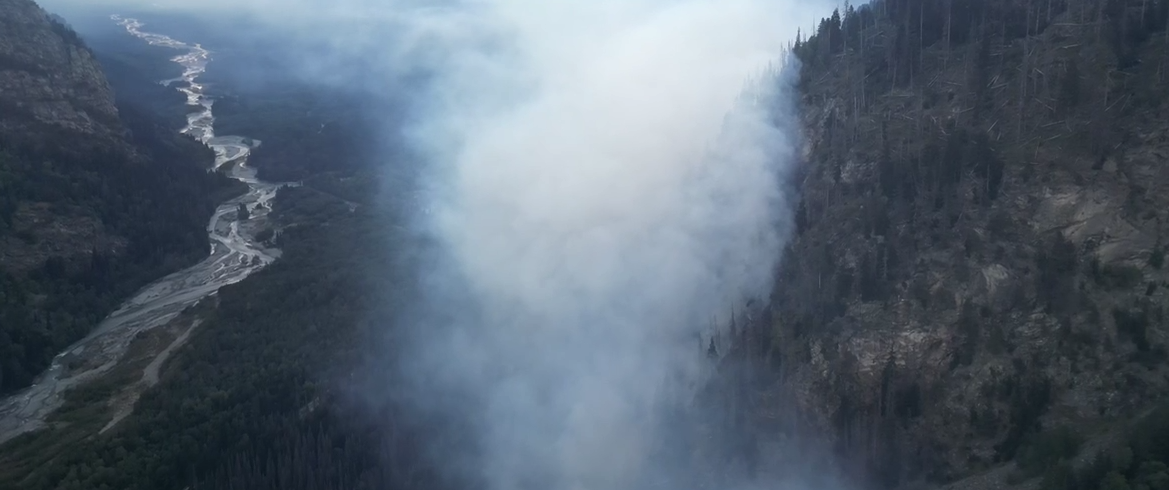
[8,1,1169,489]
[0,0,239,394]
[737,0,1169,487]
[0,183,405,490]
[0,11,413,488]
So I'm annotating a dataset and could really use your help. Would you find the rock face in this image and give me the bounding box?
[0,0,121,141]
[0,0,229,395]
[0,0,129,274]
[744,1,1169,488]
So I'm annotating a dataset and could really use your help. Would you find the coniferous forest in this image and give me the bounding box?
[4,1,1169,490]
[0,15,243,394]
[768,0,1169,488]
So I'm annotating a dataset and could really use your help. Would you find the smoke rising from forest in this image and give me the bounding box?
[46,0,837,487]
[390,2,828,488]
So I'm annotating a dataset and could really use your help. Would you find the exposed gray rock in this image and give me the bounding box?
[744,7,1169,489]
[0,0,122,140]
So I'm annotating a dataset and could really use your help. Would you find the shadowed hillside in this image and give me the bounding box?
[0,0,241,394]
[5,1,1169,489]
[725,0,1169,488]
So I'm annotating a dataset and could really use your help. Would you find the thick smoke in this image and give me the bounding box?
[394,2,830,489]
[47,0,837,486]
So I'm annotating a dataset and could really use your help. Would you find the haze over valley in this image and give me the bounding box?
[2,1,1169,490]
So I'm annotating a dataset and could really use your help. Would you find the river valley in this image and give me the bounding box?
[0,16,285,444]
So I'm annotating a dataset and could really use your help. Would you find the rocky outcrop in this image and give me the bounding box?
[751,1,1169,488]
[0,0,131,273]
[0,0,229,395]
[0,0,122,141]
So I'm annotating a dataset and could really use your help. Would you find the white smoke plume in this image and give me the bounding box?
[392,2,832,489]
[46,0,840,487]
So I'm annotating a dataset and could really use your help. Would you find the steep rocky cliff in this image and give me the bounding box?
[0,0,236,394]
[747,0,1169,487]
[0,0,121,142]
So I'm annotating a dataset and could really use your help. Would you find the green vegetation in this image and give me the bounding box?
[0,182,429,490]
[46,16,85,50]
[4,0,1164,488]
[1016,426,1084,476]
[96,52,190,130]
[0,116,241,395]
[1040,407,1169,490]
[1113,307,1153,352]
[1038,234,1080,315]
[776,0,1169,486]
[208,87,379,182]
[254,227,274,243]
[0,11,430,490]
[1094,262,1147,291]
[0,15,246,395]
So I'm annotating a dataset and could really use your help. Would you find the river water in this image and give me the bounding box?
[0,17,285,444]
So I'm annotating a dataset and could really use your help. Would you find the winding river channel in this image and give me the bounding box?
[0,17,285,444]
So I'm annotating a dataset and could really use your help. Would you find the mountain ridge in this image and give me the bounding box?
[741,0,1169,487]
[0,0,240,394]
[0,0,122,143]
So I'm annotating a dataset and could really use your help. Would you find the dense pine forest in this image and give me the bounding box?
[756,0,1169,488]
[5,0,1169,489]
[0,182,418,490]
[0,9,422,489]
